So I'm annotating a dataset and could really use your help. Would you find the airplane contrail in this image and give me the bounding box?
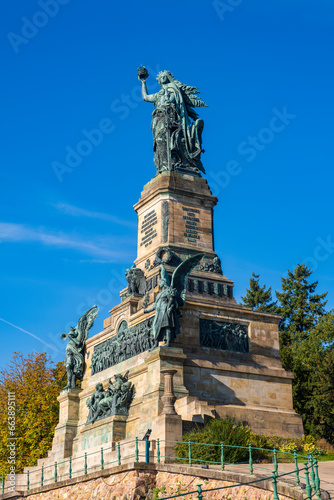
[0,317,59,352]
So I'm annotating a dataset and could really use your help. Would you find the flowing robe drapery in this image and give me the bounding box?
[151,83,204,173]
[151,287,179,343]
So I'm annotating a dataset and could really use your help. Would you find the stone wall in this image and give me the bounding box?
[6,464,304,500]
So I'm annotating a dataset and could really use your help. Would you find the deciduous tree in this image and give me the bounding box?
[0,352,65,474]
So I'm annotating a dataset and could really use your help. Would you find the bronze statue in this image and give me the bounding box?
[86,383,105,422]
[144,254,204,349]
[87,371,134,424]
[125,264,146,295]
[138,67,208,175]
[61,305,99,389]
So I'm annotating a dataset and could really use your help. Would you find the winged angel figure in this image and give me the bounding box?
[61,305,99,389]
[139,68,208,175]
[144,254,204,349]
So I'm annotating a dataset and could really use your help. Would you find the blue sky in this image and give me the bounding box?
[1,0,333,369]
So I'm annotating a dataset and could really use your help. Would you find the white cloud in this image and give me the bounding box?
[0,222,133,261]
[53,202,137,228]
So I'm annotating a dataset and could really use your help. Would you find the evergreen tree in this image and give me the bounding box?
[276,263,327,369]
[241,272,277,313]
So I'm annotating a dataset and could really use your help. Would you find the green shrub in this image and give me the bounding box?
[175,418,332,466]
[175,418,251,464]
[302,436,325,456]
[249,433,270,461]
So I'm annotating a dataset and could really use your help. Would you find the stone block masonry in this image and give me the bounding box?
[5,463,305,500]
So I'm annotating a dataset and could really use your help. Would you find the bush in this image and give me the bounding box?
[175,418,331,466]
[302,436,325,456]
[175,418,251,464]
[249,433,270,461]
[316,438,334,454]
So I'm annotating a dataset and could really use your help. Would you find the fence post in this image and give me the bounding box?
[197,484,203,500]
[41,466,44,487]
[101,447,104,470]
[84,452,87,474]
[304,463,312,500]
[157,439,160,464]
[221,442,224,471]
[249,444,253,474]
[293,450,300,486]
[118,442,121,466]
[54,462,57,483]
[69,457,72,479]
[309,454,316,494]
[313,458,321,500]
[135,437,139,462]
[145,439,150,464]
[273,447,278,477]
[272,471,279,500]
[2,472,5,494]
[27,470,30,490]
[188,440,192,466]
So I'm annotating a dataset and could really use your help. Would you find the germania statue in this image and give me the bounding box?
[144,254,204,349]
[61,305,99,390]
[138,67,208,176]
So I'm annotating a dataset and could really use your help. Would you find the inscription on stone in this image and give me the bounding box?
[182,206,201,242]
[140,209,157,247]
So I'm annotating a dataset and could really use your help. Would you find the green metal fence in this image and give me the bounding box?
[0,439,322,500]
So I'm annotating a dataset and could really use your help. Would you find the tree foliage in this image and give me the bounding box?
[274,264,333,442]
[0,352,66,473]
[291,312,334,444]
[276,263,327,370]
[241,272,277,313]
[240,264,334,444]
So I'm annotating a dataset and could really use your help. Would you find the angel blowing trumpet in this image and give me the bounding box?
[61,305,99,390]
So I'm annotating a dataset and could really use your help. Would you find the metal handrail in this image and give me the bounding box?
[0,439,321,499]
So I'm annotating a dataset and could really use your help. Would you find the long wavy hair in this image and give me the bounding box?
[157,70,208,120]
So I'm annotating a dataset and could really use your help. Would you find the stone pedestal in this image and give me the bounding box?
[48,388,81,460]
[72,414,127,454]
[155,413,183,463]
[43,169,304,474]
[110,415,127,441]
[133,172,218,269]
[140,347,188,439]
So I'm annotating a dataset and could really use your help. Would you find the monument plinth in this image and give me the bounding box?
[25,68,303,482]
[134,172,218,267]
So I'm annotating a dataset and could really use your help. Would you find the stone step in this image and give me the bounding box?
[175,396,215,422]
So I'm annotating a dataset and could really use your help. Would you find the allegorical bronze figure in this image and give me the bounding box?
[144,254,204,349]
[61,305,99,389]
[138,67,208,175]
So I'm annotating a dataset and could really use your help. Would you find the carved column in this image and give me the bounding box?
[161,369,177,415]
[154,367,183,463]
